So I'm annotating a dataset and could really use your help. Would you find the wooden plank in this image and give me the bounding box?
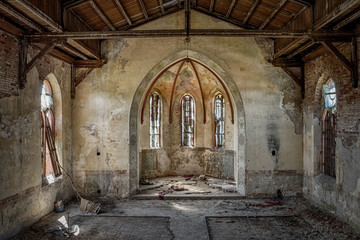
[209,0,215,12]
[75,68,94,87]
[226,0,236,18]
[333,10,360,30]
[287,40,314,58]
[0,1,42,32]
[0,17,24,36]
[281,6,307,30]
[260,0,288,30]
[59,43,88,60]
[194,6,255,29]
[70,9,93,30]
[73,59,106,68]
[49,47,74,63]
[64,0,88,10]
[67,39,101,59]
[89,0,115,30]
[114,0,132,25]
[302,43,345,62]
[243,0,260,24]
[26,42,56,74]
[7,0,62,32]
[138,0,148,19]
[314,0,360,30]
[25,29,358,40]
[275,38,308,58]
[159,0,165,14]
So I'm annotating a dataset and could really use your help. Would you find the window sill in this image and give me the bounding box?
[42,174,62,187]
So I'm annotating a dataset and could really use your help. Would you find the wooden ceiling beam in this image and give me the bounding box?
[333,10,360,30]
[63,0,88,10]
[289,0,313,7]
[314,0,360,30]
[67,39,101,59]
[75,68,94,87]
[70,9,93,30]
[89,0,115,30]
[0,17,24,36]
[209,0,215,13]
[281,6,307,30]
[194,6,254,29]
[138,0,148,19]
[287,40,315,59]
[59,43,88,60]
[7,0,62,32]
[158,0,165,14]
[322,41,353,72]
[25,42,56,74]
[260,0,288,29]
[270,58,303,67]
[0,1,42,32]
[243,0,259,24]
[25,29,357,41]
[73,59,106,68]
[114,0,132,25]
[226,0,237,18]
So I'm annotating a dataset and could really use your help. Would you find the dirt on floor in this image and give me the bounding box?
[11,195,360,240]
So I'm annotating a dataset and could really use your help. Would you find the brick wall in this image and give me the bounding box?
[304,42,360,147]
[0,30,19,98]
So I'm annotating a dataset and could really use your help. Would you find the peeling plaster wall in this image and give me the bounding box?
[72,11,303,198]
[0,31,73,239]
[303,41,360,231]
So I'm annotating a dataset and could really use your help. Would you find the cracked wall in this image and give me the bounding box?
[0,30,73,239]
[303,39,360,231]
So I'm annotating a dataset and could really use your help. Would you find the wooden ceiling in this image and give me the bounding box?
[0,0,359,93]
[61,0,311,31]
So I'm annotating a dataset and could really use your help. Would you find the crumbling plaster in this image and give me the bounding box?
[0,41,73,239]
[72,11,302,198]
[303,41,360,231]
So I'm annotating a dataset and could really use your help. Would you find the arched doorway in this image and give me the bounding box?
[129,51,246,195]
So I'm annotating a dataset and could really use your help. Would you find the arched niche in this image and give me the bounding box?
[129,50,246,195]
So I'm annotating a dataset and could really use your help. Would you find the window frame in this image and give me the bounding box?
[181,94,195,147]
[149,92,162,149]
[214,93,225,148]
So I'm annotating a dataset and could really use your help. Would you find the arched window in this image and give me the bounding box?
[150,93,161,148]
[321,79,336,177]
[181,95,195,147]
[41,80,61,180]
[214,94,225,147]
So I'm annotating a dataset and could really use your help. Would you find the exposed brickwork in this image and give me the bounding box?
[304,42,360,147]
[0,30,19,98]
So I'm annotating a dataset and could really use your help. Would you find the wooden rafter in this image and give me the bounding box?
[73,59,106,68]
[194,6,254,29]
[289,0,313,7]
[209,0,215,12]
[322,42,353,72]
[226,0,237,18]
[287,40,315,59]
[60,43,88,60]
[270,58,302,67]
[25,29,358,41]
[281,6,307,30]
[0,16,24,36]
[276,0,360,58]
[89,0,115,30]
[63,0,88,10]
[75,68,94,87]
[26,42,56,74]
[243,0,259,24]
[114,0,132,25]
[70,9,93,30]
[158,0,165,14]
[333,10,360,30]
[0,1,42,32]
[7,0,62,32]
[138,0,148,19]
[67,39,101,59]
[260,0,288,29]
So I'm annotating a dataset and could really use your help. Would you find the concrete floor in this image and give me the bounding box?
[11,196,360,240]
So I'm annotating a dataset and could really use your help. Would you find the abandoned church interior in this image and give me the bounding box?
[0,0,360,239]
